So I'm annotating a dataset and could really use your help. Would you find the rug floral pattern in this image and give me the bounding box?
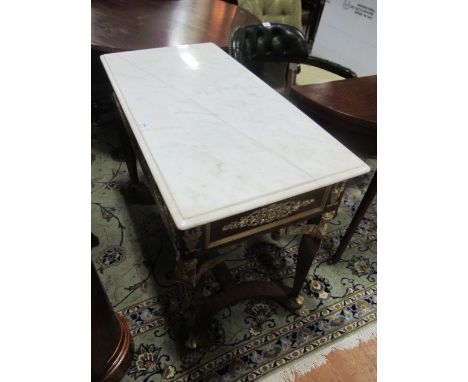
[92,119,377,382]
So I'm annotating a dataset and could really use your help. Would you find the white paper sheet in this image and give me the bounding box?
[312,0,377,76]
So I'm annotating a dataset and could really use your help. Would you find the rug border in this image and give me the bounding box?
[257,319,377,382]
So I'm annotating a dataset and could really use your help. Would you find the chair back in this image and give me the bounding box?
[229,23,309,65]
[238,0,302,30]
[229,23,308,89]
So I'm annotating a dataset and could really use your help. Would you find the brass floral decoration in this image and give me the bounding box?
[222,199,315,231]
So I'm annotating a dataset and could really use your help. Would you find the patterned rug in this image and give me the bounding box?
[91,117,377,382]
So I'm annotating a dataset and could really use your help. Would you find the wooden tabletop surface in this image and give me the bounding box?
[92,0,258,53]
[291,75,377,130]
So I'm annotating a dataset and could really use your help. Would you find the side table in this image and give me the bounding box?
[290,75,377,263]
[100,43,370,347]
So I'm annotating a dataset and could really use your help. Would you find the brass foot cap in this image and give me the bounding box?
[184,334,198,350]
[294,294,304,307]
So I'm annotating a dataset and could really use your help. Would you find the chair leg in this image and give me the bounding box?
[330,172,377,264]
[118,121,139,185]
[304,9,313,41]
[287,63,298,88]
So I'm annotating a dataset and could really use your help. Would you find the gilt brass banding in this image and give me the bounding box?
[205,187,332,250]
[221,199,316,231]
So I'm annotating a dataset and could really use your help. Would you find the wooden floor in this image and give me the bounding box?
[294,339,377,382]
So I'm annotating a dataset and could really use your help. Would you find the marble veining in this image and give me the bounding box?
[101,43,370,229]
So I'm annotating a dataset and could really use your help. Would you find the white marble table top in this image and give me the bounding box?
[101,43,370,230]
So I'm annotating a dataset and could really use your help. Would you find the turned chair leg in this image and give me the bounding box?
[113,91,139,185]
[118,121,139,185]
[330,172,377,264]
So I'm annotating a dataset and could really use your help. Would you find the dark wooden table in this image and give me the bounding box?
[92,237,132,382]
[290,75,377,156]
[92,0,258,53]
[289,75,377,263]
[91,0,259,111]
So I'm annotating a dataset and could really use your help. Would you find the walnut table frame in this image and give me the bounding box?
[100,43,370,348]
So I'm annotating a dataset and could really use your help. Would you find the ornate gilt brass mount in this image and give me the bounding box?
[183,227,202,253]
[175,258,198,286]
[328,182,346,207]
[175,247,246,287]
[222,199,315,231]
[286,212,334,240]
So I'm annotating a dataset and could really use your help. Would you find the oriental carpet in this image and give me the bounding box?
[91,116,377,382]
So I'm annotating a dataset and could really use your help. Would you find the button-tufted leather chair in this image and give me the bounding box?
[229,23,356,90]
[238,0,302,30]
[237,1,303,89]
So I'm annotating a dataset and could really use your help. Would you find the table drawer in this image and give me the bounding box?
[204,186,331,249]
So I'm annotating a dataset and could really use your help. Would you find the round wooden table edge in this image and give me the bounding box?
[100,314,133,382]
